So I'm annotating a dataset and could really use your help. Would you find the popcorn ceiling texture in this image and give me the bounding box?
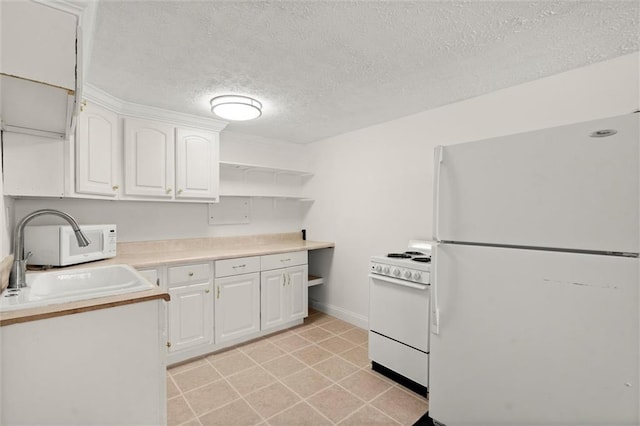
[88,1,639,144]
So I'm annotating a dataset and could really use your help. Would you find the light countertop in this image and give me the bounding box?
[0,233,334,326]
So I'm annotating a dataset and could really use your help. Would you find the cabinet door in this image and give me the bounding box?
[76,102,120,197]
[260,269,286,331]
[175,128,219,200]
[123,117,175,198]
[167,282,213,353]
[287,265,308,321]
[214,272,260,343]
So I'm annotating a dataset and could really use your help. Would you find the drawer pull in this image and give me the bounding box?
[280,258,291,263]
[166,342,171,348]
[232,264,246,269]
[188,272,194,277]
[205,288,210,294]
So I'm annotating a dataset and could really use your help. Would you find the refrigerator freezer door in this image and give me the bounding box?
[434,114,639,254]
[429,244,639,425]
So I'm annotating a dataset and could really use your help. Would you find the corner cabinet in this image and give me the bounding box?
[123,117,219,201]
[260,251,309,331]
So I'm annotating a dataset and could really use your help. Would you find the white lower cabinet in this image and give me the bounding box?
[260,251,308,332]
[166,262,214,354]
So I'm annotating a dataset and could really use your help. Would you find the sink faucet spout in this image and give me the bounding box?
[9,209,91,289]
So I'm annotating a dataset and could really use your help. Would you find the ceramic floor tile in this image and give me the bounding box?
[180,420,202,426]
[292,345,334,366]
[339,327,368,345]
[226,365,277,395]
[262,354,307,379]
[370,387,429,425]
[339,369,394,402]
[173,364,222,393]
[168,358,208,376]
[317,335,357,354]
[303,313,334,326]
[244,341,286,364]
[198,399,262,426]
[272,333,313,352]
[183,379,240,416]
[167,396,196,426]
[167,375,181,399]
[306,384,365,423]
[297,326,333,342]
[339,346,370,368]
[280,367,333,398]
[313,356,361,382]
[267,402,332,426]
[207,351,257,377]
[244,382,301,419]
[319,319,355,334]
[338,404,400,425]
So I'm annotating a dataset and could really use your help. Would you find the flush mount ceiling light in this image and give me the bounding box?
[210,95,262,121]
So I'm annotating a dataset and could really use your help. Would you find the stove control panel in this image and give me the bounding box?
[369,262,430,285]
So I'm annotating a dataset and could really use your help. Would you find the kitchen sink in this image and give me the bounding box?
[0,264,154,312]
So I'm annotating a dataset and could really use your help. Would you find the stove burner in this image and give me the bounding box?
[404,251,424,256]
[412,257,431,263]
[387,253,412,259]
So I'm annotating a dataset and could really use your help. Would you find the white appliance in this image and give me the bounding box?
[24,224,117,266]
[369,240,432,395]
[429,113,639,425]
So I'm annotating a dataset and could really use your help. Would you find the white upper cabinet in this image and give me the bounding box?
[1,1,76,89]
[76,102,120,197]
[123,117,176,198]
[123,117,219,201]
[175,128,219,200]
[0,1,83,138]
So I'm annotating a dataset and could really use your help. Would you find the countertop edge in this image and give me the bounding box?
[0,289,170,327]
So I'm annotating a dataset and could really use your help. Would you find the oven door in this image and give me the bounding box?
[368,273,430,352]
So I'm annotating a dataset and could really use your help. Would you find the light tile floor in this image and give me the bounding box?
[167,309,429,426]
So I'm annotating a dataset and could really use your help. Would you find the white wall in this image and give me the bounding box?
[12,131,309,242]
[304,52,640,327]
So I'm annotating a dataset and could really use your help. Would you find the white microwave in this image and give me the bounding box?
[24,224,117,266]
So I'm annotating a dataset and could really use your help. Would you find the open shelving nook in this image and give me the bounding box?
[219,161,314,200]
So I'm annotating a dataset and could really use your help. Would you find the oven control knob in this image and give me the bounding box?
[413,272,422,281]
[404,270,412,279]
[393,268,401,276]
[374,264,382,273]
[383,266,390,274]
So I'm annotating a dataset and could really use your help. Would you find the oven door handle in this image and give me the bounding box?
[368,274,428,290]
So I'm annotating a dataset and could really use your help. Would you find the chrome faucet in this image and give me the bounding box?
[9,209,90,289]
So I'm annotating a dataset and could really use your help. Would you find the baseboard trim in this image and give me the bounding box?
[309,298,368,329]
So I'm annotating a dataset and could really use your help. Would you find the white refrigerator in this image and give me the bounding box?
[429,113,639,426]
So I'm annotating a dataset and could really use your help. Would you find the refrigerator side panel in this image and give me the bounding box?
[435,114,639,253]
[429,244,639,426]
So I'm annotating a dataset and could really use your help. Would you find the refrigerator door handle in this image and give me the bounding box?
[431,244,440,335]
[433,145,444,241]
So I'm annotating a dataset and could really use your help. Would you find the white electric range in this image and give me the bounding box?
[368,240,432,396]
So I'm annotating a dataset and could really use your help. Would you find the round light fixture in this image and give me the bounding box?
[210,95,262,121]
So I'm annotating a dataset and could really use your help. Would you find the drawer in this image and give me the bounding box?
[215,256,260,278]
[261,250,308,271]
[167,263,210,285]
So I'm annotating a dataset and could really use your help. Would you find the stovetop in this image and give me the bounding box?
[370,245,432,285]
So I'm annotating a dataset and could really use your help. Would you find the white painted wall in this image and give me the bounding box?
[304,52,640,328]
[12,132,308,242]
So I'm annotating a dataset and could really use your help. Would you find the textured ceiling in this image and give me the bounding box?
[88,1,639,144]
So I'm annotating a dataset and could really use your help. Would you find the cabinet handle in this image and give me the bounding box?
[80,99,87,112]
[282,274,286,287]
[166,342,171,348]
[205,288,210,294]
[112,185,119,191]
[166,188,173,194]
[188,272,194,277]
[217,286,221,299]
[156,278,160,286]
[177,189,183,195]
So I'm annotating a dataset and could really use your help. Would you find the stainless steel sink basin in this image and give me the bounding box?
[0,264,154,312]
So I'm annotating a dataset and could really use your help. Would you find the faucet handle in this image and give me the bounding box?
[22,251,33,265]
